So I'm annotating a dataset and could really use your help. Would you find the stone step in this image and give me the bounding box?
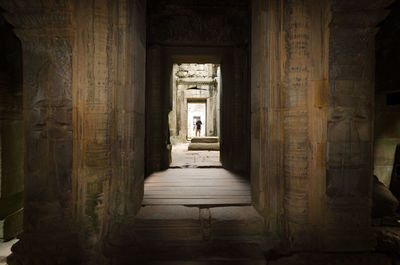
[116,253,266,265]
[114,239,266,264]
[188,143,220,151]
[133,206,265,244]
[191,137,219,143]
[111,206,268,263]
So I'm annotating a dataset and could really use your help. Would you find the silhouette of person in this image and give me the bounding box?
[195,119,202,137]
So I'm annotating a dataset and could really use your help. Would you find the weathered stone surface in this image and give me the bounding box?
[0,209,22,242]
[0,0,146,264]
[250,0,393,252]
[134,206,203,242]
[323,0,391,251]
[251,0,331,250]
[372,175,399,218]
[267,253,393,265]
[170,143,221,168]
[210,206,265,243]
[147,0,249,46]
[376,227,400,255]
[191,137,219,143]
[136,206,199,221]
[133,206,266,245]
[188,143,220,151]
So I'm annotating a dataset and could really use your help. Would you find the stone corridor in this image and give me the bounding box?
[1,0,400,264]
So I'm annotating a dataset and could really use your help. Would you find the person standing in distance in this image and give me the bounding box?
[195,119,202,137]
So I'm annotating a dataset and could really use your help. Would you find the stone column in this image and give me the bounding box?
[252,0,330,249]
[325,0,392,251]
[251,0,284,235]
[220,47,250,173]
[103,0,146,262]
[282,0,314,248]
[145,45,170,175]
[0,1,83,264]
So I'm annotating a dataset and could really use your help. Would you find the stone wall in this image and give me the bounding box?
[326,0,391,251]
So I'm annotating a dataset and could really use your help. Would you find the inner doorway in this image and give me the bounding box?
[187,101,206,138]
[169,63,221,168]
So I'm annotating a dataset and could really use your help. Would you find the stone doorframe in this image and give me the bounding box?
[145,46,250,175]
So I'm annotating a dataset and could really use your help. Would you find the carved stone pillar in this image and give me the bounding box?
[281,0,331,249]
[252,0,330,249]
[0,2,83,264]
[282,0,312,246]
[325,0,392,251]
[251,0,285,237]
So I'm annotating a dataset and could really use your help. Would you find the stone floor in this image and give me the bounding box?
[123,205,269,264]
[170,143,221,168]
[143,168,251,207]
[136,164,265,264]
[0,239,17,265]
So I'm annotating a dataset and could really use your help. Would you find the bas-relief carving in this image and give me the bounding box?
[327,9,376,200]
[282,0,313,245]
[0,4,78,264]
[24,38,72,133]
[327,106,371,198]
[321,0,392,251]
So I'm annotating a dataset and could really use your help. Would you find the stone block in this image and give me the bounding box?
[134,206,202,242]
[268,253,392,265]
[374,139,398,166]
[0,209,22,242]
[188,143,220,151]
[376,227,400,256]
[0,192,23,219]
[190,137,219,143]
[209,206,265,242]
[374,166,394,187]
[135,206,199,221]
[372,175,399,218]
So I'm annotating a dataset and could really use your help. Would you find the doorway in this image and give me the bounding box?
[187,101,206,138]
[168,63,221,168]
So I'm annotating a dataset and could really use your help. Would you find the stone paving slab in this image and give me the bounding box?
[136,206,200,220]
[143,169,251,206]
[170,143,221,168]
[209,207,265,242]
